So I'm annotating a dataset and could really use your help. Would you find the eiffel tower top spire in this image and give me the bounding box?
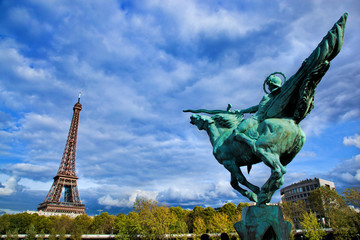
[57,95,82,177]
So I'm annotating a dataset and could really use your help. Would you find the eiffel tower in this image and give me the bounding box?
[38,95,85,214]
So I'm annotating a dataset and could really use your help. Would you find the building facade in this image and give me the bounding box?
[280,178,335,228]
[280,178,335,206]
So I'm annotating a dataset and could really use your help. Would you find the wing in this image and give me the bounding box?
[264,13,347,123]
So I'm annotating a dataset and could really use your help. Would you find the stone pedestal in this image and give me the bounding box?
[234,205,291,240]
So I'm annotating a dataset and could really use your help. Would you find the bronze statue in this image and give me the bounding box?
[184,13,347,205]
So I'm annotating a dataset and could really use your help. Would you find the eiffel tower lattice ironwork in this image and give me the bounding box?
[38,95,85,214]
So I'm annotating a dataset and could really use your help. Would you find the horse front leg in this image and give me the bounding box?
[223,160,260,202]
[259,175,285,205]
[255,147,286,205]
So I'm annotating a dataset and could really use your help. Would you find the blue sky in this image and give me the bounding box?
[0,0,359,216]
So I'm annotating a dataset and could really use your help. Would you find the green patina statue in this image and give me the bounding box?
[184,13,347,206]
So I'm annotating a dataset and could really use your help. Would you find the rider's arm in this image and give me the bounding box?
[241,105,259,114]
[232,105,259,114]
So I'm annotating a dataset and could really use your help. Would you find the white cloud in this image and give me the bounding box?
[146,0,265,42]
[356,169,360,181]
[343,134,360,148]
[18,178,52,191]
[98,190,158,209]
[12,163,54,174]
[326,154,360,188]
[0,176,20,196]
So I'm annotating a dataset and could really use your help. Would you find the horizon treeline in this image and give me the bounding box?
[0,199,249,240]
[0,187,359,240]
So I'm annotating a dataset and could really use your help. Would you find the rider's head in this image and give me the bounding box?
[266,75,282,91]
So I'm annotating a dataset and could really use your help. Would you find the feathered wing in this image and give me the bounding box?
[264,13,347,123]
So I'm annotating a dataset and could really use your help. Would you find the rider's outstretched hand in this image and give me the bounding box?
[230,109,244,115]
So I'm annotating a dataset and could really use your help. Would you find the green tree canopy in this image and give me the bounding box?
[208,212,233,234]
[91,212,115,234]
[300,211,327,240]
[342,187,360,209]
[24,225,36,240]
[309,186,346,227]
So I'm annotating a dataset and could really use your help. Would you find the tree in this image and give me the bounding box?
[71,226,82,240]
[48,228,57,240]
[91,212,115,234]
[114,213,126,235]
[329,206,359,240]
[208,212,233,234]
[8,213,34,234]
[115,212,141,240]
[169,220,188,240]
[153,206,177,240]
[193,217,206,239]
[236,202,249,216]
[73,214,92,235]
[34,215,53,234]
[133,198,158,239]
[0,214,10,234]
[300,211,327,240]
[170,206,187,221]
[219,203,237,217]
[37,230,45,240]
[202,207,216,224]
[115,214,132,240]
[169,206,189,239]
[24,225,36,240]
[219,202,241,223]
[5,229,18,240]
[342,187,360,209]
[58,227,66,240]
[280,200,307,229]
[187,206,216,233]
[50,215,73,234]
[309,186,346,227]
[308,186,360,238]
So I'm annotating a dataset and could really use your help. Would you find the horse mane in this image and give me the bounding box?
[213,114,244,129]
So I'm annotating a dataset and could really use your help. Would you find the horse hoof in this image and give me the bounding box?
[256,192,270,205]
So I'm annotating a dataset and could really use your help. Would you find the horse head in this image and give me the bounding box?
[190,114,214,130]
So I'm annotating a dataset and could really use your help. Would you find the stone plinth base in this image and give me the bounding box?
[234,205,291,240]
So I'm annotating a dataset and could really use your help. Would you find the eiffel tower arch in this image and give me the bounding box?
[38,95,85,214]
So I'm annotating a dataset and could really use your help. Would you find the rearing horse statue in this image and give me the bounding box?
[184,13,347,205]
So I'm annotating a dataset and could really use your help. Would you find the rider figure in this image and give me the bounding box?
[233,74,283,139]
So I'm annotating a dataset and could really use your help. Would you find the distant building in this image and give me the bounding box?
[280,178,335,207]
[280,178,335,228]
